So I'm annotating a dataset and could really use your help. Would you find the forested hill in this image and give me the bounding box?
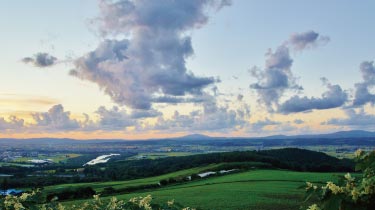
[84,148,354,180]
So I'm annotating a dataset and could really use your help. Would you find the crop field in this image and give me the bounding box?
[60,169,344,210]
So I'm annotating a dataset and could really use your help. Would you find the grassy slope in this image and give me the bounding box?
[62,170,343,210]
[44,164,222,192]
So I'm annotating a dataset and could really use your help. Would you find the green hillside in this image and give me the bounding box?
[44,164,223,192]
[61,169,343,210]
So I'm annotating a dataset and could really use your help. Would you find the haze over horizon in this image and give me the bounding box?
[1,0,375,139]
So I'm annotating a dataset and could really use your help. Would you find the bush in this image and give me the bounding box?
[46,187,96,201]
[102,187,116,195]
[0,190,195,210]
[304,149,375,210]
[159,179,168,186]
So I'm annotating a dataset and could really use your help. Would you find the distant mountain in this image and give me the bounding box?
[323,130,375,138]
[276,130,375,139]
[0,130,374,145]
[176,130,375,141]
[261,135,289,139]
[177,134,213,140]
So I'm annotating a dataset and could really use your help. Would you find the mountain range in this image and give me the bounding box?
[0,130,374,145]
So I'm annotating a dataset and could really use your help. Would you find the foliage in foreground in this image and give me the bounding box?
[0,191,194,210]
[305,149,375,210]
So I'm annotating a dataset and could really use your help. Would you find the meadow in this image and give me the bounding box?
[13,153,81,163]
[44,164,224,192]
[59,169,344,210]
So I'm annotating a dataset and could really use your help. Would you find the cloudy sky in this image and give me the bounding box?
[1,0,375,139]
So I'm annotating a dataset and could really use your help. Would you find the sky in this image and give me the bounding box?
[1,0,375,139]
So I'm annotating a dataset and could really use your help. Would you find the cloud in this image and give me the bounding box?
[152,96,206,104]
[250,31,329,112]
[145,96,249,132]
[324,108,375,127]
[237,94,244,101]
[22,53,57,67]
[250,45,301,111]
[353,61,375,106]
[0,116,25,131]
[1,99,248,133]
[250,118,281,132]
[28,104,145,132]
[31,105,140,132]
[130,109,162,119]
[293,119,304,124]
[288,30,330,51]
[243,118,300,135]
[31,104,80,131]
[0,96,59,108]
[278,78,348,113]
[70,0,230,109]
[94,106,136,130]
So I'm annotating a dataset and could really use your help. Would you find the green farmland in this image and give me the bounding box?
[13,153,82,163]
[44,164,223,192]
[59,169,343,210]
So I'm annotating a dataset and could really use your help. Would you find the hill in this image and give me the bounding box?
[80,148,353,182]
[60,169,345,210]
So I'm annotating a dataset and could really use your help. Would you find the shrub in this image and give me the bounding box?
[0,191,195,210]
[304,149,375,210]
[46,187,96,201]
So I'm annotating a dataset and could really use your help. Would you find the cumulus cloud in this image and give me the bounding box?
[152,96,206,104]
[32,104,80,131]
[294,119,304,124]
[278,78,348,113]
[324,108,375,127]
[0,99,248,133]
[250,31,329,112]
[94,106,136,130]
[288,30,330,51]
[22,53,57,67]
[130,109,162,119]
[250,45,301,111]
[0,116,25,131]
[243,118,300,135]
[30,105,143,132]
[353,61,375,106]
[27,104,160,132]
[249,118,281,132]
[71,0,230,109]
[145,96,249,132]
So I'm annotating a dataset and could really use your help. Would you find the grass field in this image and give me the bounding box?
[59,169,344,210]
[44,164,223,192]
[126,152,196,160]
[13,153,81,163]
[0,162,34,167]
